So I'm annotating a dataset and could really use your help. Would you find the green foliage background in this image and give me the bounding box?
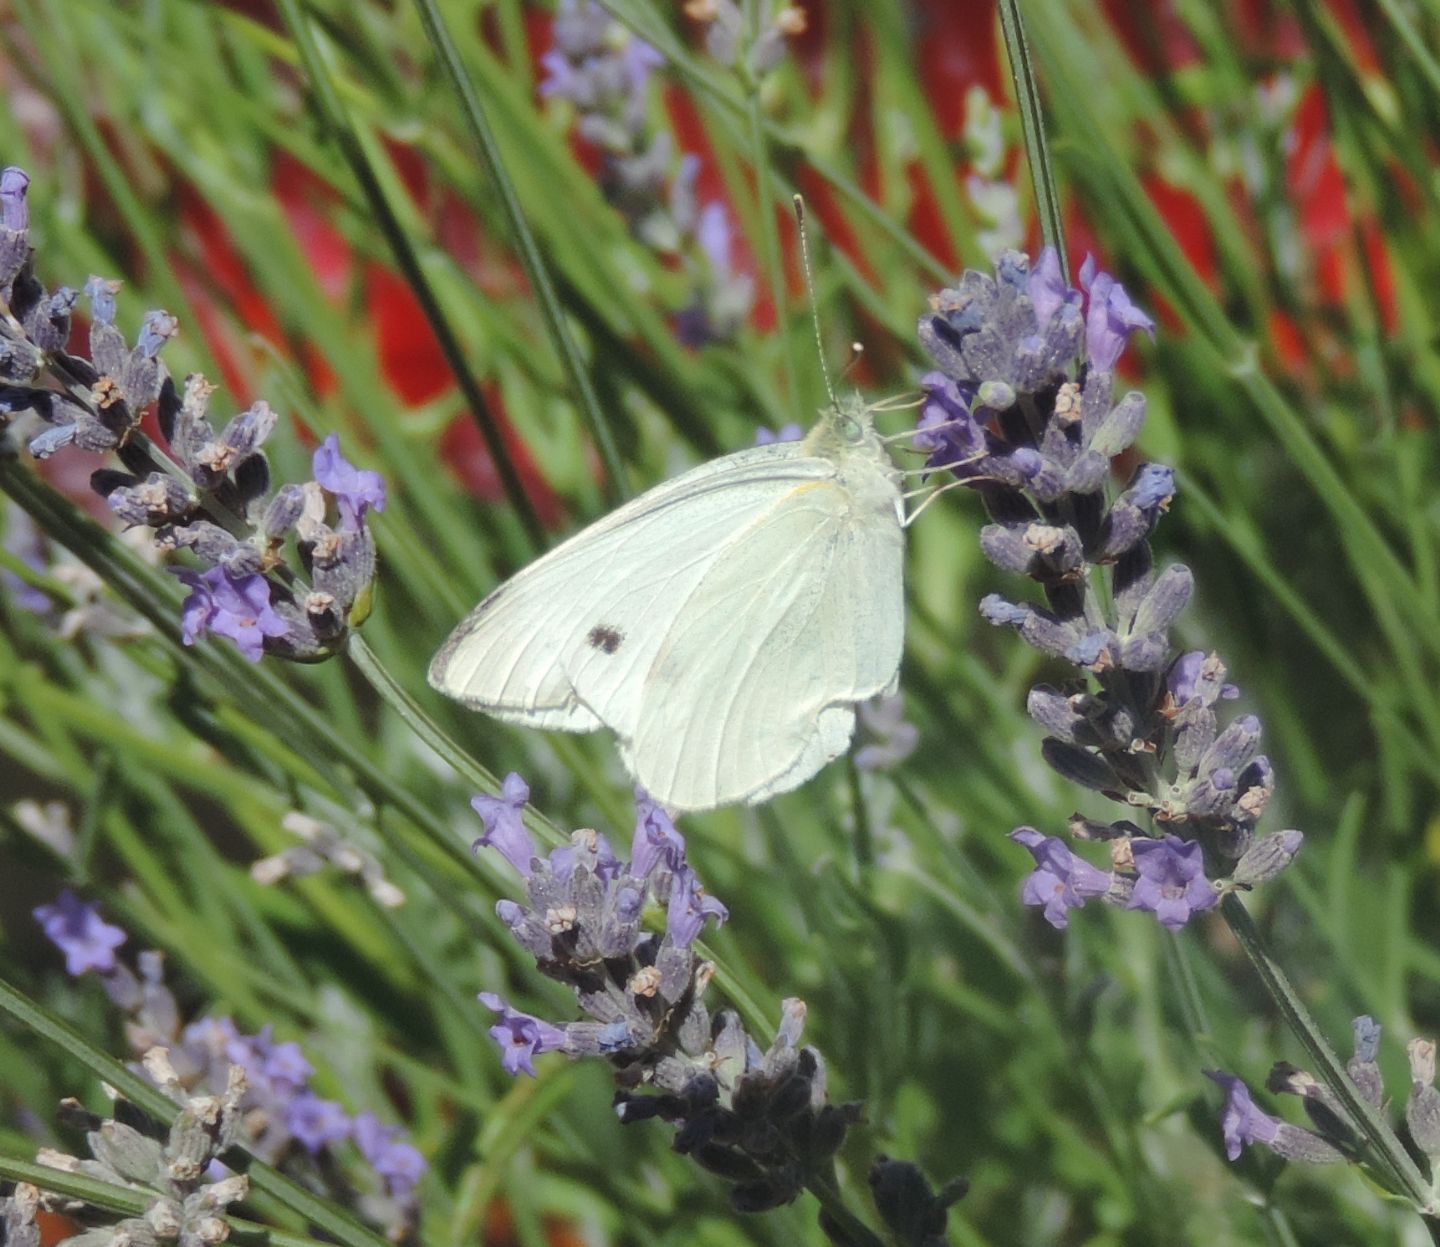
[2,1,1439,1244]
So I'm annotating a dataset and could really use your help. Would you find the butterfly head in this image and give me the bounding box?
[805,392,883,459]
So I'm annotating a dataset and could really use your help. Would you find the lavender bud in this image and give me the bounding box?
[0,337,41,383]
[0,168,29,295]
[259,484,304,540]
[84,274,120,326]
[1231,829,1302,886]
[976,379,1015,410]
[27,420,76,458]
[1268,1124,1347,1163]
[1026,685,1083,741]
[1061,447,1108,495]
[1406,1039,1440,1158]
[1197,715,1263,780]
[220,400,277,457]
[1346,1016,1384,1108]
[1089,391,1147,456]
[1117,631,1170,672]
[106,472,195,528]
[28,286,77,353]
[1130,563,1193,634]
[1041,739,1120,793]
[1,165,29,231]
[90,307,128,381]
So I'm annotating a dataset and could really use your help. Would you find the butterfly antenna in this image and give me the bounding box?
[793,194,838,410]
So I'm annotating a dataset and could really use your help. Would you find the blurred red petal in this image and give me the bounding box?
[1267,308,1308,373]
[1287,85,1349,249]
[914,0,1002,138]
[1101,0,1200,73]
[365,263,453,407]
[1142,173,1218,289]
[905,163,959,273]
[272,152,352,301]
[1327,0,1382,75]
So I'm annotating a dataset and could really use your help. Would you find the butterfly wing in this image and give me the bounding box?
[620,460,905,810]
[427,441,829,733]
[624,457,904,806]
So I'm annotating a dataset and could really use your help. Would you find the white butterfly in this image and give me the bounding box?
[428,394,906,813]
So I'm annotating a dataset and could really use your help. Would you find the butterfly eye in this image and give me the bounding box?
[836,411,862,441]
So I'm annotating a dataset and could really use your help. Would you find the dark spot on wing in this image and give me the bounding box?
[587,624,623,654]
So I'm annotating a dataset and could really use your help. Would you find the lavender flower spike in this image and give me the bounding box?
[1009,828,1112,929]
[1126,835,1219,930]
[471,773,537,876]
[33,890,126,976]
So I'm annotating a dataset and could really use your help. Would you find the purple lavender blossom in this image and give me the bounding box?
[631,788,685,879]
[479,992,570,1077]
[1026,245,1075,332]
[285,1093,352,1153]
[1167,651,1240,706]
[470,772,537,876]
[312,434,386,530]
[33,890,127,976]
[1009,828,1112,929]
[914,373,985,472]
[665,863,729,948]
[260,1037,317,1090]
[1206,1071,1282,1160]
[173,565,289,661]
[353,1112,427,1199]
[1126,835,1219,929]
[1079,255,1155,371]
[548,828,623,884]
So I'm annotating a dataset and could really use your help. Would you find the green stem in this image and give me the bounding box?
[997,0,1066,272]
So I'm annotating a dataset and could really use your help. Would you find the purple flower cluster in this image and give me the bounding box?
[475,776,862,1212]
[33,893,425,1237]
[0,168,384,663]
[540,2,753,346]
[916,249,1302,930]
